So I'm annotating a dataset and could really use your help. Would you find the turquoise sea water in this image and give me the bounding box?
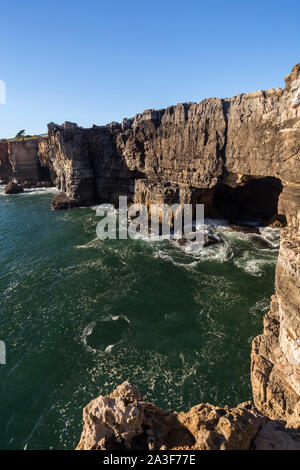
[0,187,279,449]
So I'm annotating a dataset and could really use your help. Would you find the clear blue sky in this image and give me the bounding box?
[0,0,299,138]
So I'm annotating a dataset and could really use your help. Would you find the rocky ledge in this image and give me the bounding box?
[76,381,300,450]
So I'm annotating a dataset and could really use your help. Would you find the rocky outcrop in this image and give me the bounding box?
[38,122,139,205]
[76,382,300,450]
[251,183,300,422]
[0,138,53,187]
[8,139,40,183]
[3,181,23,194]
[38,100,227,208]
[51,192,85,210]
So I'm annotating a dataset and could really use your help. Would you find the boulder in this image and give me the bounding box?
[3,181,24,194]
[51,192,83,210]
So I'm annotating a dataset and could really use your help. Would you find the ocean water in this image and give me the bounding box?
[0,187,279,449]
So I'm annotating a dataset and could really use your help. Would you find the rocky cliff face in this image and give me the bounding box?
[0,138,52,187]
[251,183,300,423]
[38,66,299,195]
[8,64,300,444]
[0,142,10,183]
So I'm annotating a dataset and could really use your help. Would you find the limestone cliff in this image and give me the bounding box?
[0,138,52,186]
[251,184,300,423]
[38,65,299,207]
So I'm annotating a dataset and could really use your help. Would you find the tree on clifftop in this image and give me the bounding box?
[15,130,25,139]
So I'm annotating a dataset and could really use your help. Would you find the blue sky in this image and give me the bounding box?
[0,0,299,138]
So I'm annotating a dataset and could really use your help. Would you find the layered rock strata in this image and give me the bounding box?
[251,183,300,422]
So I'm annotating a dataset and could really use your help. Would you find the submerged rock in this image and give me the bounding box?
[204,233,219,247]
[3,181,24,194]
[177,234,219,248]
[248,233,277,250]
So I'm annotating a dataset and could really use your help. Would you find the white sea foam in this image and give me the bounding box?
[23,187,59,195]
[0,185,59,196]
[81,322,97,353]
[259,226,280,248]
[249,297,270,316]
[74,237,100,249]
[153,249,200,269]
[233,252,275,277]
[81,314,130,355]
[107,314,131,324]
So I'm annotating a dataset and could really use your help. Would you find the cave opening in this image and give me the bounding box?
[212,177,283,224]
[37,161,52,182]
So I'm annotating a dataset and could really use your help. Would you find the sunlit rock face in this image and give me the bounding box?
[34,64,300,425]
[76,382,300,450]
[0,138,53,186]
[249,65,300,423]
[251,183,300,421]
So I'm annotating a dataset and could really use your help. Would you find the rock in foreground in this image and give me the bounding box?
[3,181,24,194]
[76,381,300,450]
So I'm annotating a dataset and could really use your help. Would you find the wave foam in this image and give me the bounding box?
[0,186,59,196]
